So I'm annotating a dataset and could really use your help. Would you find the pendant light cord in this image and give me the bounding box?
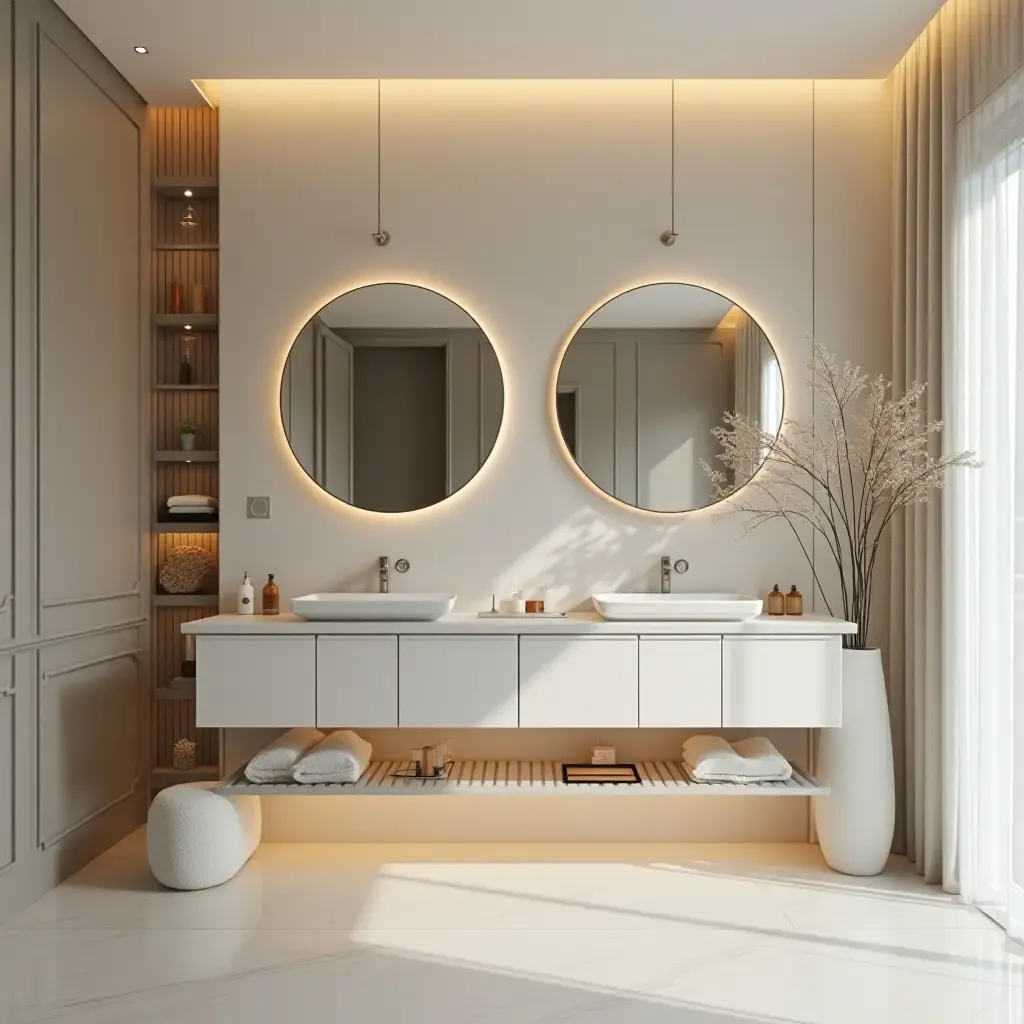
[661,80,677,246]
[372,79,390,246]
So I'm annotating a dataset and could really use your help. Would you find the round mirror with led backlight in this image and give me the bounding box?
[555,283,783,513]
[280,283,504,513]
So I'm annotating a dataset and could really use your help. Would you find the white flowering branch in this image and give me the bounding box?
[704,343,979,649]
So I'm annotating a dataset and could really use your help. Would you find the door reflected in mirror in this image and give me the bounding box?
[280,283,504,513]
[556,283,783,513]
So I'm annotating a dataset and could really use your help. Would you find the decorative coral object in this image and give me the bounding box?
[173,738,197,772]
[159,545,216,595]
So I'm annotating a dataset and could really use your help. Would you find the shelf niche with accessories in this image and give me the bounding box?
[149,105,222,793]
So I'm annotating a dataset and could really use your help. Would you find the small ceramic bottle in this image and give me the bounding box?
[785,585,804,616]
[262,573,280,615]
[237,572,254,615]
[767,584,785,615]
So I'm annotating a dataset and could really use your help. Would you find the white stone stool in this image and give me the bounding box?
[147,782,261,890]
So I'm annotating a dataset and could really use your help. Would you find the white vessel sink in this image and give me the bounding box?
[292,593,456,622]
[592,593,764,622]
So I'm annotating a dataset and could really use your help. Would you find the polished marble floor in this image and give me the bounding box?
[1,831,1021,1023]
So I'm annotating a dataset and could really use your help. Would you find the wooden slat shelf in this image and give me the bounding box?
[216,760,829,798]
[154,314,218,330]
[155,384,219,391]
[154,176,218,198]
[152,520,218,534]
[153,594,219,607]
[152,765,220,789]
[155,450,218,462]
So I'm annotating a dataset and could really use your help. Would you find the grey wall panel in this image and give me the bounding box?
[37,631,141,851]
[0,656,13,873]
[556,341,616,496]
[0,0,147,924]
[636,342,727,511]
[0,0,10,651]
[37,34,141,637]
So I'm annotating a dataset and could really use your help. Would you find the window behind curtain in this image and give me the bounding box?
[950,66,1024,936]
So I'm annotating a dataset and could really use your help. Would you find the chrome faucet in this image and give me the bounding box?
[661,556,690,594]
[379,556,389,594]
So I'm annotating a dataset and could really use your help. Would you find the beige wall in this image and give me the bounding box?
[217,79,892,840]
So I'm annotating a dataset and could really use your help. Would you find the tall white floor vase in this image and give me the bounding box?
[814,648,895,876]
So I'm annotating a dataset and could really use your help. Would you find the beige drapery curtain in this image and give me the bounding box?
[891,0,1024,885]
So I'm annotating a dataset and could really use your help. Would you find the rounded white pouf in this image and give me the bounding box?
[147,782,261,890]
[814,648,895,876]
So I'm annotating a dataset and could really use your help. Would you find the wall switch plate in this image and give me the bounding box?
[246,496,271,519]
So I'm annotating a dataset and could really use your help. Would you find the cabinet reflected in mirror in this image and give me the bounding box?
[556,283,783,513]
[280,284,503,512]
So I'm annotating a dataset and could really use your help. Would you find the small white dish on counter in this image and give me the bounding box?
[291,593,456,622]
[592,592,763,621]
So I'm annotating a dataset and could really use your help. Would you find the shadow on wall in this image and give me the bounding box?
[309,504,745,609]
[494,505,735,611]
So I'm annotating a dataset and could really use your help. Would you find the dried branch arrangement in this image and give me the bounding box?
[705,343,979,648]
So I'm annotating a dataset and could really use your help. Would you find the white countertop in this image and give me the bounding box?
[182,611,857,636]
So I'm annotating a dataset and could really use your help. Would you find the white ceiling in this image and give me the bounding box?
[585,284,734,330]
[319,284,478,331]
[56,0,943,107]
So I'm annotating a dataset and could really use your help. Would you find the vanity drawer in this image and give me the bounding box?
[639,637,722,727]
[519,636,638,728]
[722,636,842,727]
[196,636,315,727]
[399,636,518,727]
[317,636,397,727]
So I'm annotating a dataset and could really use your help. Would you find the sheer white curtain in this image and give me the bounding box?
[949,65,1024,935]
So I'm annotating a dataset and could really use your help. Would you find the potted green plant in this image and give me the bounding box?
[179,418,202,452]
[705,343,979,875]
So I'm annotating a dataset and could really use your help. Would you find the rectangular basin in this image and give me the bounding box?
[292,593,456,622]
[593,593,763,622]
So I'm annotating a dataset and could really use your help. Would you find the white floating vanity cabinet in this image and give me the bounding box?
[186,614,854,730]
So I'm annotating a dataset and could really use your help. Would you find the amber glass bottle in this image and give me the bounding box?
[767,584,785,615]
[785,585,804,615]
[262,573,280,615]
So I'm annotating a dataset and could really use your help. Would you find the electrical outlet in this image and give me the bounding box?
[246,496,271,519]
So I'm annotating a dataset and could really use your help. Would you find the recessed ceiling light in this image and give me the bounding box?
[133,45,148,54]
[183,324,193,330]
[183,188,193,198]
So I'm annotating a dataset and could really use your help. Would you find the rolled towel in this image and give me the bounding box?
[168,494,219,508]
[168,505,218,515]
[682,735,792,784]
[244,727,325,783]
[292,730,372,784]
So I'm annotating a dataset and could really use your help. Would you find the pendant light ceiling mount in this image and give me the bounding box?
[372,79,390,247]
[660,79,678,247]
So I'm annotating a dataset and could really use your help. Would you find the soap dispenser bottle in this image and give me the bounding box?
[237,572,254,615]
[262,573,280,615]
[785,585,803,616]
[767,584,785,616]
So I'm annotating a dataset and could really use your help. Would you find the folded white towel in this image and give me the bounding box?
[292,730,372,784]
[168,505,218,515]
[244,727,325,783]
[682,735,792,784]
[167,494,218,508]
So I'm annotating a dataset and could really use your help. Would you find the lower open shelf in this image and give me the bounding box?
[216,760,828,797]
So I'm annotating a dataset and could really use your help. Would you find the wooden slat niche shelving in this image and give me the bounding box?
[149,106,221,792]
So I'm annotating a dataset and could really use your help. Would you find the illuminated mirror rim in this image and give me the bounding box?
[552,281,785,516]
[279,281,506,514]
